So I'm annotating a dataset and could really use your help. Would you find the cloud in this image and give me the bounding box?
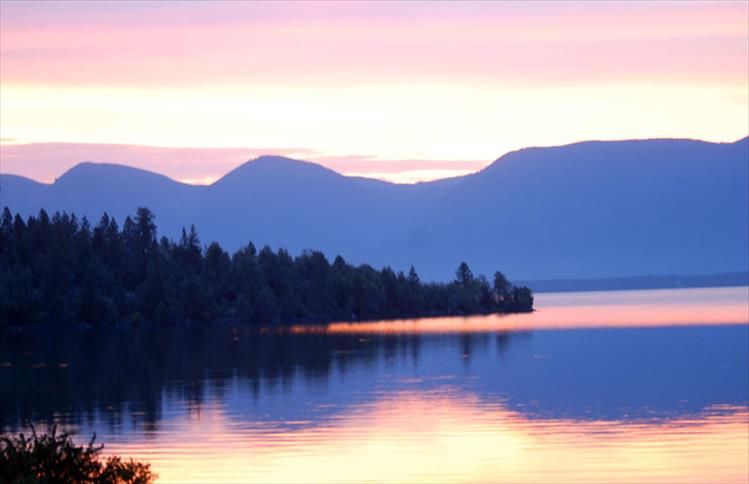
[1,2,746,172]
[1,2,746,87]
[0,142,488,184]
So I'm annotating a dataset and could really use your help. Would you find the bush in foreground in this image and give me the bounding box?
[0,426,155,484]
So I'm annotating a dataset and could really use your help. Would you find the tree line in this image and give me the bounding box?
[0,207,533,326]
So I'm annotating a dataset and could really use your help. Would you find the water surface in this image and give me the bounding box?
[2,287,747,483]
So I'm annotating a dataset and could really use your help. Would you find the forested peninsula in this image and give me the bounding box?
[0,207,533,327]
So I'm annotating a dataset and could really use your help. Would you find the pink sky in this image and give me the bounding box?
[1,1,747,183]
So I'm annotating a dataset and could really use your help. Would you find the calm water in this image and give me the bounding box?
[2,287,748,483]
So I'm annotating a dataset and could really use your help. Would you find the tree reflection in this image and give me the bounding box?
[2,324,746,431]
[0,326,438,429]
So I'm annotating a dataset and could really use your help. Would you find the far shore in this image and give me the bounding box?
[519,272,749,293]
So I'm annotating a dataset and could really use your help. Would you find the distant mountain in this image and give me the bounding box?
[2,138,747,281]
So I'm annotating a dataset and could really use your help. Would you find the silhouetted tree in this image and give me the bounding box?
[455,262,474,286]
[493,271,511,297]
[0,207,533,327]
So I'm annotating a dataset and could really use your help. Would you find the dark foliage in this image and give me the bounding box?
[0,207,532,326]
[0,425,154,483]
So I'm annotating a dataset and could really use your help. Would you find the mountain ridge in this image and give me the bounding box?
[4,136,747,187]
[2,137,747,281]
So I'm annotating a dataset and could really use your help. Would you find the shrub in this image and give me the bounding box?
[0,425,155,483]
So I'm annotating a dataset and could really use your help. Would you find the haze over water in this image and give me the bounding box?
[2,287,747,483]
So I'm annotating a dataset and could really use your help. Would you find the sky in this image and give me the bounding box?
[0,0,747,184]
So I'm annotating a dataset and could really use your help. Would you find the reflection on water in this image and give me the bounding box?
[293,286,749,334]
[1,287,748,483]
[105,395,748,484]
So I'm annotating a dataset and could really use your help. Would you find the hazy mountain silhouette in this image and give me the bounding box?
[2,138,747,280]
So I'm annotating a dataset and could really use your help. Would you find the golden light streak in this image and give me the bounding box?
[290,287,749,335]
[101,391,749,483]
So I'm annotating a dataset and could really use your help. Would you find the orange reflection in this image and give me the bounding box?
[103,390,749,483]
[290,287,749,335]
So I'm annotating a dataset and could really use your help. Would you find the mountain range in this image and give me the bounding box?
[2,137,747,281]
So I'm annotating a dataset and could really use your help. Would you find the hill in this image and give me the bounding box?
[1,138,747,281]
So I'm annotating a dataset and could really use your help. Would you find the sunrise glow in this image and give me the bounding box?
[2,4,748,483]
[1,1,747,183]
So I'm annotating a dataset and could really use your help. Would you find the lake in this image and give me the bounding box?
[2,286,748,483]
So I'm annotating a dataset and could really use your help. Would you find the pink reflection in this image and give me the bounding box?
[290,287,749,335]
[102,390,749,483]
